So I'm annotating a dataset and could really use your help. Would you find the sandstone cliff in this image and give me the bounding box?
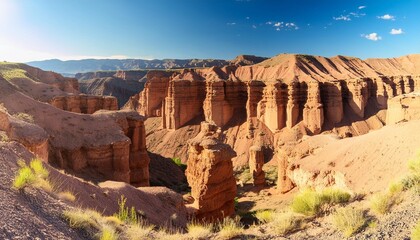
[127,54,420,195]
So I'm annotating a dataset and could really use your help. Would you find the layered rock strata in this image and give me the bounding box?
[49,95,118,114]
[386,92,420,125]
[185,122,237,221]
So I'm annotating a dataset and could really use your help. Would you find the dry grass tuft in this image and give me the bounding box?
[57,191,76,202]
[217,217,243,240]
[332,206,366,237]
[187,222,213,240]
[272,211,304,236]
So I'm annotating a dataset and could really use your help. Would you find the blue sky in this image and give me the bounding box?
[0,0,419,62]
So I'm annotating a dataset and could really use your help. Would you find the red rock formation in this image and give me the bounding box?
[303,80,324,134]
[49,95,118,114]
[249,145,265,186]
[386,92,420,125]
[185,122,237,221]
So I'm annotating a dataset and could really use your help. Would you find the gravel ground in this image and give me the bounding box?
[0,142,88,240]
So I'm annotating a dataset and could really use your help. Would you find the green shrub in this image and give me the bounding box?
[30,158,49,179]
[412,220,420,240]
[332,206,366,237]
[12,166,36,189]
[172,157,187,171]
[272,212,303,236]
[255,209,275,224]
[369,193,394,215]
[291,189,324,216]
[63,208,101,230]
[321,188,351,204]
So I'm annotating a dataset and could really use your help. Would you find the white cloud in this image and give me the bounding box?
[362,33,382,41]
[246,16,250,20]
[358,6,366,9]
[378,14,395,20]
[252,25,257,29]
[266,21,273,25]
[276,27,280,31]
[227,22,236,26]
[350,12,366,18]
[390,28,404,35]
[274,22,283,27]
[333,15,351,21]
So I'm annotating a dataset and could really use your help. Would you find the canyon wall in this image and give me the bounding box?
[49,95,118,114]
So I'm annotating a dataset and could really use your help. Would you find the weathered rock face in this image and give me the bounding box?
[185,122,237,221]
[386,92,420,125]
[249,145,265,186]
[163,78,206,130]
[49,95,118,114]
[303,81,324,134]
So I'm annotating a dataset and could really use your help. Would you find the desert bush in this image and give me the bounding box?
[187,222,213,240]
[57,191,76,202]
[13,112,34,123]
[236,167,252,185]
[291,189,324,216]
[412,220,420,240]
[291,188,351,216]
[409,153,420,176]
[272,211,303,236]
[369,193,395,215]
[321,188,351,204]
[332,206,366,237]
[217,217,243,240]
[172,157,187,172]
[255,209,275,224]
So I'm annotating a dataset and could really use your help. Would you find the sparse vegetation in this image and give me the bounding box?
[255,209,275,224]
[63,208,101,231]
[291,188,351,216]
[263,165,278,185]
[412,220,420,240]
[186,222,213,240]
[114,195,139,224]
[0,131,9,142]
[217,217,243,240]
[12,158,51,191]
[57,191,76,202]
[332,206,367,237]
[13,112,35,123]
[272,211,304,236]
[369,193,395,215]
[98,226,118,240]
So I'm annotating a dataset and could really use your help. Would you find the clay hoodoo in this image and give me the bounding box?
[185,122,237,221]
[249,145,265,186]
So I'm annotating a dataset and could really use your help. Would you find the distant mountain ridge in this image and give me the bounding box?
[26,55,267,75]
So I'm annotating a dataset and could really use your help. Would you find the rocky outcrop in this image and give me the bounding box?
[303,80,324,134]
[49,95,118,114]
[249,145,265,186]
[163,71,206,129]
[386,92,420,125]
[185,122,237,221]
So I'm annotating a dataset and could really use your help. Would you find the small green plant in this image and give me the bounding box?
[12,158,51,191]
[412,220,420,240]
[13,165,35,190]
[272,211,303,236]
[255,209,275,224]
[217,217,243,240]
[115,195,138,224]
[263,165,278,185]
[187,221,213,240]
[172,157,187,171]
[332,206,366,237]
